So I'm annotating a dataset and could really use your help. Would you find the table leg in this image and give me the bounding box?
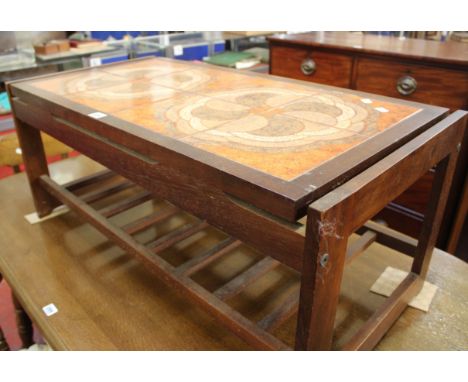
[446,171,468,254]
[295,208,348,350]
[11,293,34,349]
[412,153,459,277]
[295,113,465,350]
[13,118,58,217]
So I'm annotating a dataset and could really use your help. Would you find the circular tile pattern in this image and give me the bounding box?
[168,88,380,152]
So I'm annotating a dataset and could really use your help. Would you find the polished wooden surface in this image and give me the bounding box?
[355,58,468,111]
[269,32,468,250]
[9,57,447,222]
[0,155,467,350]
[269,32,468,68]
[21,57,421,181]
[269,45,353,87]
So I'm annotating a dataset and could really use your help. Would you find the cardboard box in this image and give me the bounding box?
[50,40,70,52]
[34,43,59,55]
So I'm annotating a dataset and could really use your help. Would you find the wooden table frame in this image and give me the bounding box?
[7,62,467,350]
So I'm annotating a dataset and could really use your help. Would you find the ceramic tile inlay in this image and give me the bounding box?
[30,58,421,181]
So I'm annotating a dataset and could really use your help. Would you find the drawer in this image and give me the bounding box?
[270,45,352,87]
[355,58,468,110]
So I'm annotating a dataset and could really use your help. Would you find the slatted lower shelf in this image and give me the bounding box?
[39,170,389,350]
[40,171,298,350]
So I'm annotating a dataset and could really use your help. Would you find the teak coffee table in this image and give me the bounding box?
[7,57,467,350]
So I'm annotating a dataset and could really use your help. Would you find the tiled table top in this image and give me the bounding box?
[29,58,420,181]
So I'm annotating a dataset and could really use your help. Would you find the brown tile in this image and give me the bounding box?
[30,58,421,181]
[30,70,127,95]
[113,94,249,137]
[100,58,192,80]
[64,80,181,113]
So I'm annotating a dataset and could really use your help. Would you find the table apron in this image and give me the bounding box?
[12,97,305,272]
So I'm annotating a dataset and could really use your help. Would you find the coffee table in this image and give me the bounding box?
[7,57,467,350]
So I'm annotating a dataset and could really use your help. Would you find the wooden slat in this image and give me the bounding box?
[80,180,134,204]
[100,191,152,218]
[122,206,179,235]
[213,257,280,301]
[175,237,241,277]
[257,283,300,332]
[346,230,377,264]
[147,221,209,254]
[64,169,116,192]
[342,273,422,350]
[38,175,290,350]
[361,220,418,256]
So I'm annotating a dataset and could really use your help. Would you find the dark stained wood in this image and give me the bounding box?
[99,190,153,218]
[11,293,34,349]
[80,180,134,204]
[122,206,180,235]
[391,171,434,215]
[342,273,421,350]
[8,58,448,223]
[257,283,300,332]
[147,221,209,254]
[268,32,468,69]
[64,169,115,192]
[373,203,424,238]
[295,111,466,350]
[269,45,353,87]
[360,220,418,256]
[175,238,241,277]
[295,206,349,350]
[269,32,468,249]
[8,117,59,217]
[8,56,467,351]
[2,156,468,350]
[10,96,306,271]
[412,154,459,277]
[213,257,280,301]
[447,172,468,253]
[355,58,468,111]
[312,112,466,234]
[38,174,291,350]
[346,230,377,264]
[2,157,468,351]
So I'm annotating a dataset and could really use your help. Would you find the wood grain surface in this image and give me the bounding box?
[269,32,468,251]
[9,56,446,222]
[0,155,466,350]
[268,32,468,68]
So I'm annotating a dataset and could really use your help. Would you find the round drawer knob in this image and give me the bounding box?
[301,58,316,76]
[397,75,417,96]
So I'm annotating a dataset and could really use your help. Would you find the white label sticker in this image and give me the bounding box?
[88,112,107,119]
[361,98,373,104]
[173,45,183,56]
[42,303,58,317]
[89,57,102,67]
[375,107,389,113]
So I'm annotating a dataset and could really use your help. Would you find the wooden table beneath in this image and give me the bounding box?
[0,155,466,350]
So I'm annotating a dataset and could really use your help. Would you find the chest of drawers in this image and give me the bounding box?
[269,32,468,251]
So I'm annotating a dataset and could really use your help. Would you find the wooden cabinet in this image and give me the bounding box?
[270,45,353,87]
[355,58,468,111]
[269,32,468,251]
